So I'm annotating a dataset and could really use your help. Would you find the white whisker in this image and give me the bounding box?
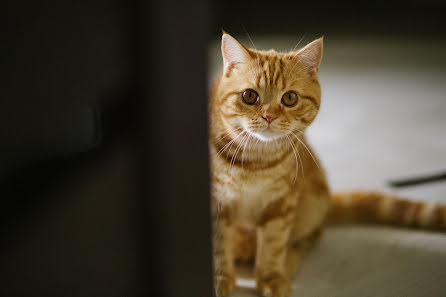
[226,131,243,159]
[296,143,305,180]
[214,126,241,144]
[216,130,246,158]
[285,134,299,184]
[242,25,262,82]
[290,131,320,169]
[241,133,252,172]
[291,33,307,52]
[230,133,249,171]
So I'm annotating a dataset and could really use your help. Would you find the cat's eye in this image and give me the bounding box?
[242,89,259,105]
[281,91,298,107]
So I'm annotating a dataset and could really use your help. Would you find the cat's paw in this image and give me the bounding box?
[214,274,236,297]
[257,274,290,297]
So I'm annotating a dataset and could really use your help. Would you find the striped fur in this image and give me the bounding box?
[329,191,446,229]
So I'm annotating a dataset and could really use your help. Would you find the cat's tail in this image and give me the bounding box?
[328,191,446,230]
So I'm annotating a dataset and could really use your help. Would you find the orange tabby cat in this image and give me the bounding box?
[209,32,446,297]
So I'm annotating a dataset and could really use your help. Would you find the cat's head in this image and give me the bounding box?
[215,33,323,142]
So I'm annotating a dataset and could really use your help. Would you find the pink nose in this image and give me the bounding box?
[262,115,277,124]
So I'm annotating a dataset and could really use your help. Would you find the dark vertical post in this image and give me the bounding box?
[143,1,213,297]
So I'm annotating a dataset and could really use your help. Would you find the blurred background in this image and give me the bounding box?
[1,1,445,297]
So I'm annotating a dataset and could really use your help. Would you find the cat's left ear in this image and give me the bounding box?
[293,37,323,77]
[221,32,251,76]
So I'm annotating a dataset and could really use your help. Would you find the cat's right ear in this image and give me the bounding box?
[221,32,250,76]
[292,37,324,78]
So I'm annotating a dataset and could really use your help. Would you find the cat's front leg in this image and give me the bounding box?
[212,201,235,297]
[255,206,294,297]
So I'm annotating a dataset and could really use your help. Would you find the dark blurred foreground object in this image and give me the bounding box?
[389,171,446,188]
[0,1,212,297]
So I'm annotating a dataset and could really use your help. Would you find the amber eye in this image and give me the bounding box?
[281,91,298,107]
[242,89,259,105]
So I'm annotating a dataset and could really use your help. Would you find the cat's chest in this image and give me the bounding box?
[211,146,296,223]
[227,171,292,224]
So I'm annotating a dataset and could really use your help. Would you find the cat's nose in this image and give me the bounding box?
[262,115,277,124]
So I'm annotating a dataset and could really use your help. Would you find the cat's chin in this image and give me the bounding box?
[251,130,283,142]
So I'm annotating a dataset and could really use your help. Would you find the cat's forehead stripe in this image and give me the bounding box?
[272,58,282,86]
[254,54,286,89]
